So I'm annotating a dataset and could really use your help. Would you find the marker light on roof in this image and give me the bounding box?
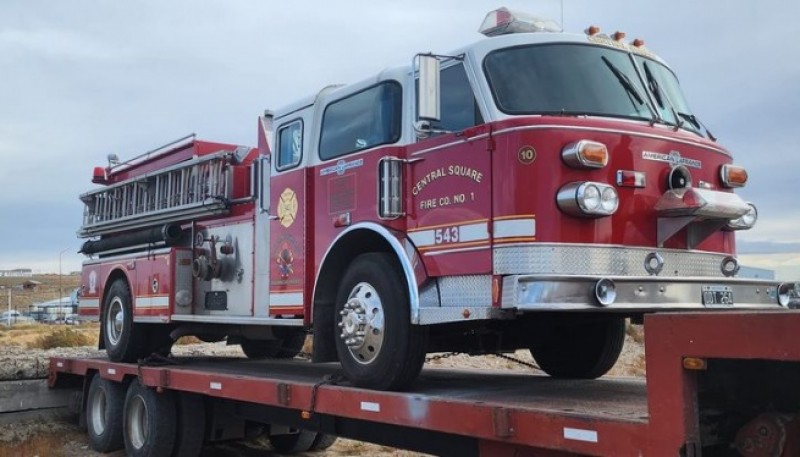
[479,7,562,37]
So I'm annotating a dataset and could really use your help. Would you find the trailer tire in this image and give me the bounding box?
[309,433,337,451]
[334,253,427,391]
[86,374,125,452]
[103,279,147,362]
[269,429,317,454]
[123,379,177,457]
[528,316,625,379]
[240,330,306,359]
[172,393,206,457]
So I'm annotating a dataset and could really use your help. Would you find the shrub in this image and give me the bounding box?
[28,328,91,349]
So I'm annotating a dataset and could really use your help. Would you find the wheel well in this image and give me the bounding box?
[311,229,399,363]
[98,269,129,350]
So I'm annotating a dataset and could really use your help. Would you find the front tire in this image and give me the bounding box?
[103,279,147,362]
[528,316,625,379]
[334,253,427,391]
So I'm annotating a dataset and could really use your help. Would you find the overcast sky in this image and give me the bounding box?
[1,1,798,276]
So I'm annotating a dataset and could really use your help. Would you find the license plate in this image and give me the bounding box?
[702,285,734,307]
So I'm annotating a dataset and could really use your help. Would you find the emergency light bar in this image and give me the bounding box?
[479,7,562,37]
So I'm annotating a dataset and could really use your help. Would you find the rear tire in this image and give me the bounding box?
[240,329,306,359]
[123,379,177,457]
[269,429,317,454]
[334,253,427,391]
[172,393,206,457]
[528,316,625,379]
[103,279,147,362]
[86,374,125,452]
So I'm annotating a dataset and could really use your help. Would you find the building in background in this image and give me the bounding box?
[0,269,33,277]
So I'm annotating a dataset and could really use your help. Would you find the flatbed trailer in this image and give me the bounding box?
[49,311,800,456]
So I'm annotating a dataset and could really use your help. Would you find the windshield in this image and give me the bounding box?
[483,43,699,132]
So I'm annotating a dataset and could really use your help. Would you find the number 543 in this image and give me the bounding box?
[434,227,460,244]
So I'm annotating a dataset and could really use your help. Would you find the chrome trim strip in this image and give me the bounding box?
[78,299,100,309]
[312,222,421,324]
[269,293,303,306]
[494,243,733,277]
[424,245,489,256]
[418,306,509,325]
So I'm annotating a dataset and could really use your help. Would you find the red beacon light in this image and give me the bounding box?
[479,7,562,37]
[92,166,108,184]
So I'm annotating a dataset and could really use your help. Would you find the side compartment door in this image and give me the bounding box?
[407,62,491,276]
[266,117,308,317]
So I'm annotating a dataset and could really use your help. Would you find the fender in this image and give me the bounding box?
[313,222,429,324]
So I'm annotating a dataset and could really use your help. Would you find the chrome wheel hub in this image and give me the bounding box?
[89,388,107,436]
[126,394,148,450]
[106,298,124,346]
[338,282,384,364]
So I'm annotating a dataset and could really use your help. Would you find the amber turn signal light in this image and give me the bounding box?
[720,164,748,188]
[682,357,708,371]
[562,140,609,169]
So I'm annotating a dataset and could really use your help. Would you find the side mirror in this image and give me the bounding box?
[417,54,441,122]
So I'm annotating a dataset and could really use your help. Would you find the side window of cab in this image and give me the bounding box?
[430,63,483,133]
[319,81,402,160]
[276,120,303,171]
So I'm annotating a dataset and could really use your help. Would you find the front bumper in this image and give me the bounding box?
[501,274,795,311]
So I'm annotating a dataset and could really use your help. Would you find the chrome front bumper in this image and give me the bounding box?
[501,274,794,311]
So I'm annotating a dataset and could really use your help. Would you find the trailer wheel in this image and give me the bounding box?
[334,253,427,390]
[240,330,306,359]
[123,379,177,457]
[309,433,337,451]
[86,374,125,452]
[269,429,317,454]
[172,393,206,457]
[103,279,147,362]
[528,316,625,379]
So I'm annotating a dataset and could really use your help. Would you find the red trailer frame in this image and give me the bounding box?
[49,311,800,456]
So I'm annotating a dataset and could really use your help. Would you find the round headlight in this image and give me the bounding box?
[579,184,601,212]
[600,186,619,213]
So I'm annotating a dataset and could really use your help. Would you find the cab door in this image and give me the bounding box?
[266,115,308,317]
[406,62,491,276]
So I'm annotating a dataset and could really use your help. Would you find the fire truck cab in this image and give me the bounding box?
[78,8,796,390]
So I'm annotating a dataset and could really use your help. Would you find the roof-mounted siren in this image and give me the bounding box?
[479,7,562,37]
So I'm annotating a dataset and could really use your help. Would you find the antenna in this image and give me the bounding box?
[560,0,564,30]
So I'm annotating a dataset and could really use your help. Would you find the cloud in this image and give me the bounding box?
[1,1,798,272]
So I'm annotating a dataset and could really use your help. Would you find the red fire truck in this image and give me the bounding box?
[77,8,796,391]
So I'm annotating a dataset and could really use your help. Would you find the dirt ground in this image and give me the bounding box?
[0,324,645,456]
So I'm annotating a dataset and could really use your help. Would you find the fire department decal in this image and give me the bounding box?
[642,150,702,169]
[277,188,298,228]
[276,247,294,279]
[88,270,97,294]
[271,234,302,287]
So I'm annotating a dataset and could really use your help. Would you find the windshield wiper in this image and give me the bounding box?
[643,61,684,131]
[678,111,717,141]
[602,56,644,105]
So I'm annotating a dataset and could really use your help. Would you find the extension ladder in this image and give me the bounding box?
[79,152,232,237]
